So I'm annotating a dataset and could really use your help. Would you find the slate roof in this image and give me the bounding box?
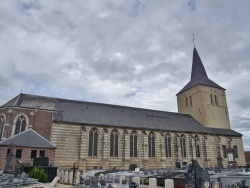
[0,129,56,148]
[1,93,242,136]
[178,47,224,94]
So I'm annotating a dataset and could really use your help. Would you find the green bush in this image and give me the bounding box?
[28,167,48,183]
[143,178,149,185]
[94,172,100,177]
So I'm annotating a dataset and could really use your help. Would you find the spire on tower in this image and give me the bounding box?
[191,47,208,80]
[177,47,224,94]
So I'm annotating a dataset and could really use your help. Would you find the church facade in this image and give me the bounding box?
[0,47,246,170]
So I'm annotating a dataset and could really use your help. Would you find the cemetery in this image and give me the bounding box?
[1,153,250,188]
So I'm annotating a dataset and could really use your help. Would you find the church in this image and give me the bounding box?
[0,47,246,171]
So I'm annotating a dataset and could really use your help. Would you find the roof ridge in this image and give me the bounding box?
[8,93,180,115]
[13,93,22,106]
[30,129,56,148]
[0,128,30,144]
[0,128,56,148]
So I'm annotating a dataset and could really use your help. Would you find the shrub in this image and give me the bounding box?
[143,178,149,185]
[28,167,48,183]
[94,172,100,177]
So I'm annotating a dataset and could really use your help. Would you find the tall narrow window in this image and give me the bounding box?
[16,149,22,158]
[40,150,45,157]
[14,116,27,135]
[233,145,238,158]
[195,135,200,158]
[7,149,11,156]
[222,145,227,158]
[189,96,192,106]
[130,131,137,157]
[180,135,186,158]
[186,98,188,107]
[165,134,171,158]
[88,128,98,156]
[148,132,155,157]
[210,94,214,104]
[110,130,118,157]
[31,150,37,159]
[0,115,5,140]
[214,95,218,105]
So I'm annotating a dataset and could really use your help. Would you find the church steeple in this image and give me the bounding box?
[191,47,208,80]
[177,47,224,94]
[176,46,231,129]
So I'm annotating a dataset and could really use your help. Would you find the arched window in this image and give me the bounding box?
[110,130,118,157]
[88,128,98,156]
[130,131,137,157]
[214,95,218,105]
[148,132,155,157]
[195,135,200,158]
[14,116,27,135]
[210,94,214,104]
[0,115,5,140]
[165,134,171,158]
[180,134,186,158]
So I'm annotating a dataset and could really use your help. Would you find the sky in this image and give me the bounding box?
[0,0,249,150]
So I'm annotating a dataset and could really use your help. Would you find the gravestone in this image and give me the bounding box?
[48,176,60,187]
[133,177,140,186]
[149,178,157,188]
[4,146,15,174]
[184,160,210,188]
[100,180,106,186]
[165,179,174,188]
[33,157,49,166]
[216,156,223,169]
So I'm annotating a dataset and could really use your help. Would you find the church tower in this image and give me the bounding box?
[177,47,231,129]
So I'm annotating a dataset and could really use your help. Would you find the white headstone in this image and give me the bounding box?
[69,171,73,184]
[100,173,104,180]
[60,170,64,182]
[133,176,140,186]
[76,171,80,184]
[82,170,86,179]
[49,176,60,187]
[165,179,174,188]
[56,169,60,177]
[119,175,125,184]
[64,171,69,183]
[149,178,157,188]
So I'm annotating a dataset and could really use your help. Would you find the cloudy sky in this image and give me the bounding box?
[0,0,249,150]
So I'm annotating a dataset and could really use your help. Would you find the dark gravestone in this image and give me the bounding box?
[4,148,15,174]
[33,157,49,166]
[14,159,22,176]
[100,180,106,186]
[217,156,223,168]
[214,166,221,173]
[185,160,210,188]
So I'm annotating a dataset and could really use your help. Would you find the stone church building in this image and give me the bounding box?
[0,47,246,170]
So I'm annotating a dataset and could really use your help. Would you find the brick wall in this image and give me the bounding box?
[0,146,55,170]
[0,107,53,141]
